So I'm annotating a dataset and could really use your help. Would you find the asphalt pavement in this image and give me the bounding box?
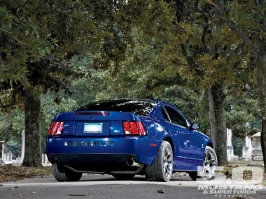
[0,173,265,199]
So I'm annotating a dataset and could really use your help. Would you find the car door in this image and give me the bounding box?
[162,106,195,168]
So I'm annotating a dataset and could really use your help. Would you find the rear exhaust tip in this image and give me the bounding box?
[126,158,143,167]
[126,158,134,166]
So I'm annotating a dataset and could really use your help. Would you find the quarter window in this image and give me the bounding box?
[162,107,171,122]
[163,106,187,127]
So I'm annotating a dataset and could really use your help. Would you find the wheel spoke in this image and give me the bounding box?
[209,159,215,165]
[163,147,173,177]
[202,149,217,179]
[164,162,172,177]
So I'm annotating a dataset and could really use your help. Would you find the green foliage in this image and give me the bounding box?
[0,0,96,111]
[206,0,266,118]
[232,136,245,157]
[226,94,260,138]
[0,108,24,142]
[5,140,21,158]
[0,109,24,156]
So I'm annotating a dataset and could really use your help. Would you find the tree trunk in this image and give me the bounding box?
[205,88,217,150]
[211,81,228,165]
[257,55,266,171]
[22,87,42,167]
[260,115,266,171]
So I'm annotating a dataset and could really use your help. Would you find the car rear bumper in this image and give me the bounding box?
[48,153,138,164]
[48,153,142,172]
[46,136,160,166]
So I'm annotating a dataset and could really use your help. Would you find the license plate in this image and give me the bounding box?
[84,123,103,133]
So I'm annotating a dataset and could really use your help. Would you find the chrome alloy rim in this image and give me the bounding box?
[202,150,217,179]
[163,147,173,178]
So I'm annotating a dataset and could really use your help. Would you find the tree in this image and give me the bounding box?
[207,0,266,170]
[0,0,99,166]
[0,0,181,167]
[151,0,254,165]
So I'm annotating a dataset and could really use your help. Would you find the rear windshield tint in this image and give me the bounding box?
[76,100,154,116]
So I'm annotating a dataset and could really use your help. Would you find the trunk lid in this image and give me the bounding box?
[52,111,140,137]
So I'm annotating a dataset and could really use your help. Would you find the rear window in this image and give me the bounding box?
[76,99,154,116]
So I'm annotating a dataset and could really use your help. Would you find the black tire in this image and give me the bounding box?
[65,169,83,181]
[112,174,135,180]
[52,164,67,182]
[145,141,173,182]
[188,172,197,181]
[189,146,218,181]
[52,164,82,182]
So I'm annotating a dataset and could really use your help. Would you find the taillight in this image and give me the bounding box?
[122,121,147,136]
[48,122,64,135]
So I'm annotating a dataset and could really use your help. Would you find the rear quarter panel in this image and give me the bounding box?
[139,116,173,165]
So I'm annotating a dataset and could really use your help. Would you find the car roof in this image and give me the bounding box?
[81,98,177,108]
[94,98,160,103]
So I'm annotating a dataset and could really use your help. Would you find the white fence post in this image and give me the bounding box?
[21,130,25,159]
[42,154,44,164]
[1,142,5,162]
[45,154,49,165]
[9,151,12,161]
[42,154,51,166]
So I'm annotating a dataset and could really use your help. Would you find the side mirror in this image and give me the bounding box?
[191,122,200,130]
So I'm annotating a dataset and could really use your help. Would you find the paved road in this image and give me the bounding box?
[0,173,265,199]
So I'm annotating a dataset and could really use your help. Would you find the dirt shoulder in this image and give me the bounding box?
[0,165,52,183]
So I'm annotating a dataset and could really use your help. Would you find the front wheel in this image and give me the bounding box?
[189,146,217,181]
[202,146,217,180]
[145,141,173,182]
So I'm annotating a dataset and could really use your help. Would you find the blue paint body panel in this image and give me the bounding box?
[46,99,213,173]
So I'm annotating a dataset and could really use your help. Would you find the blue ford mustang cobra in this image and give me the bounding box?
[46,99,217,182]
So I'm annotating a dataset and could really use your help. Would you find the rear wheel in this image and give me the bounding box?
[52,164,82,182]
[145,141,173,182]
[112,174,135,180]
